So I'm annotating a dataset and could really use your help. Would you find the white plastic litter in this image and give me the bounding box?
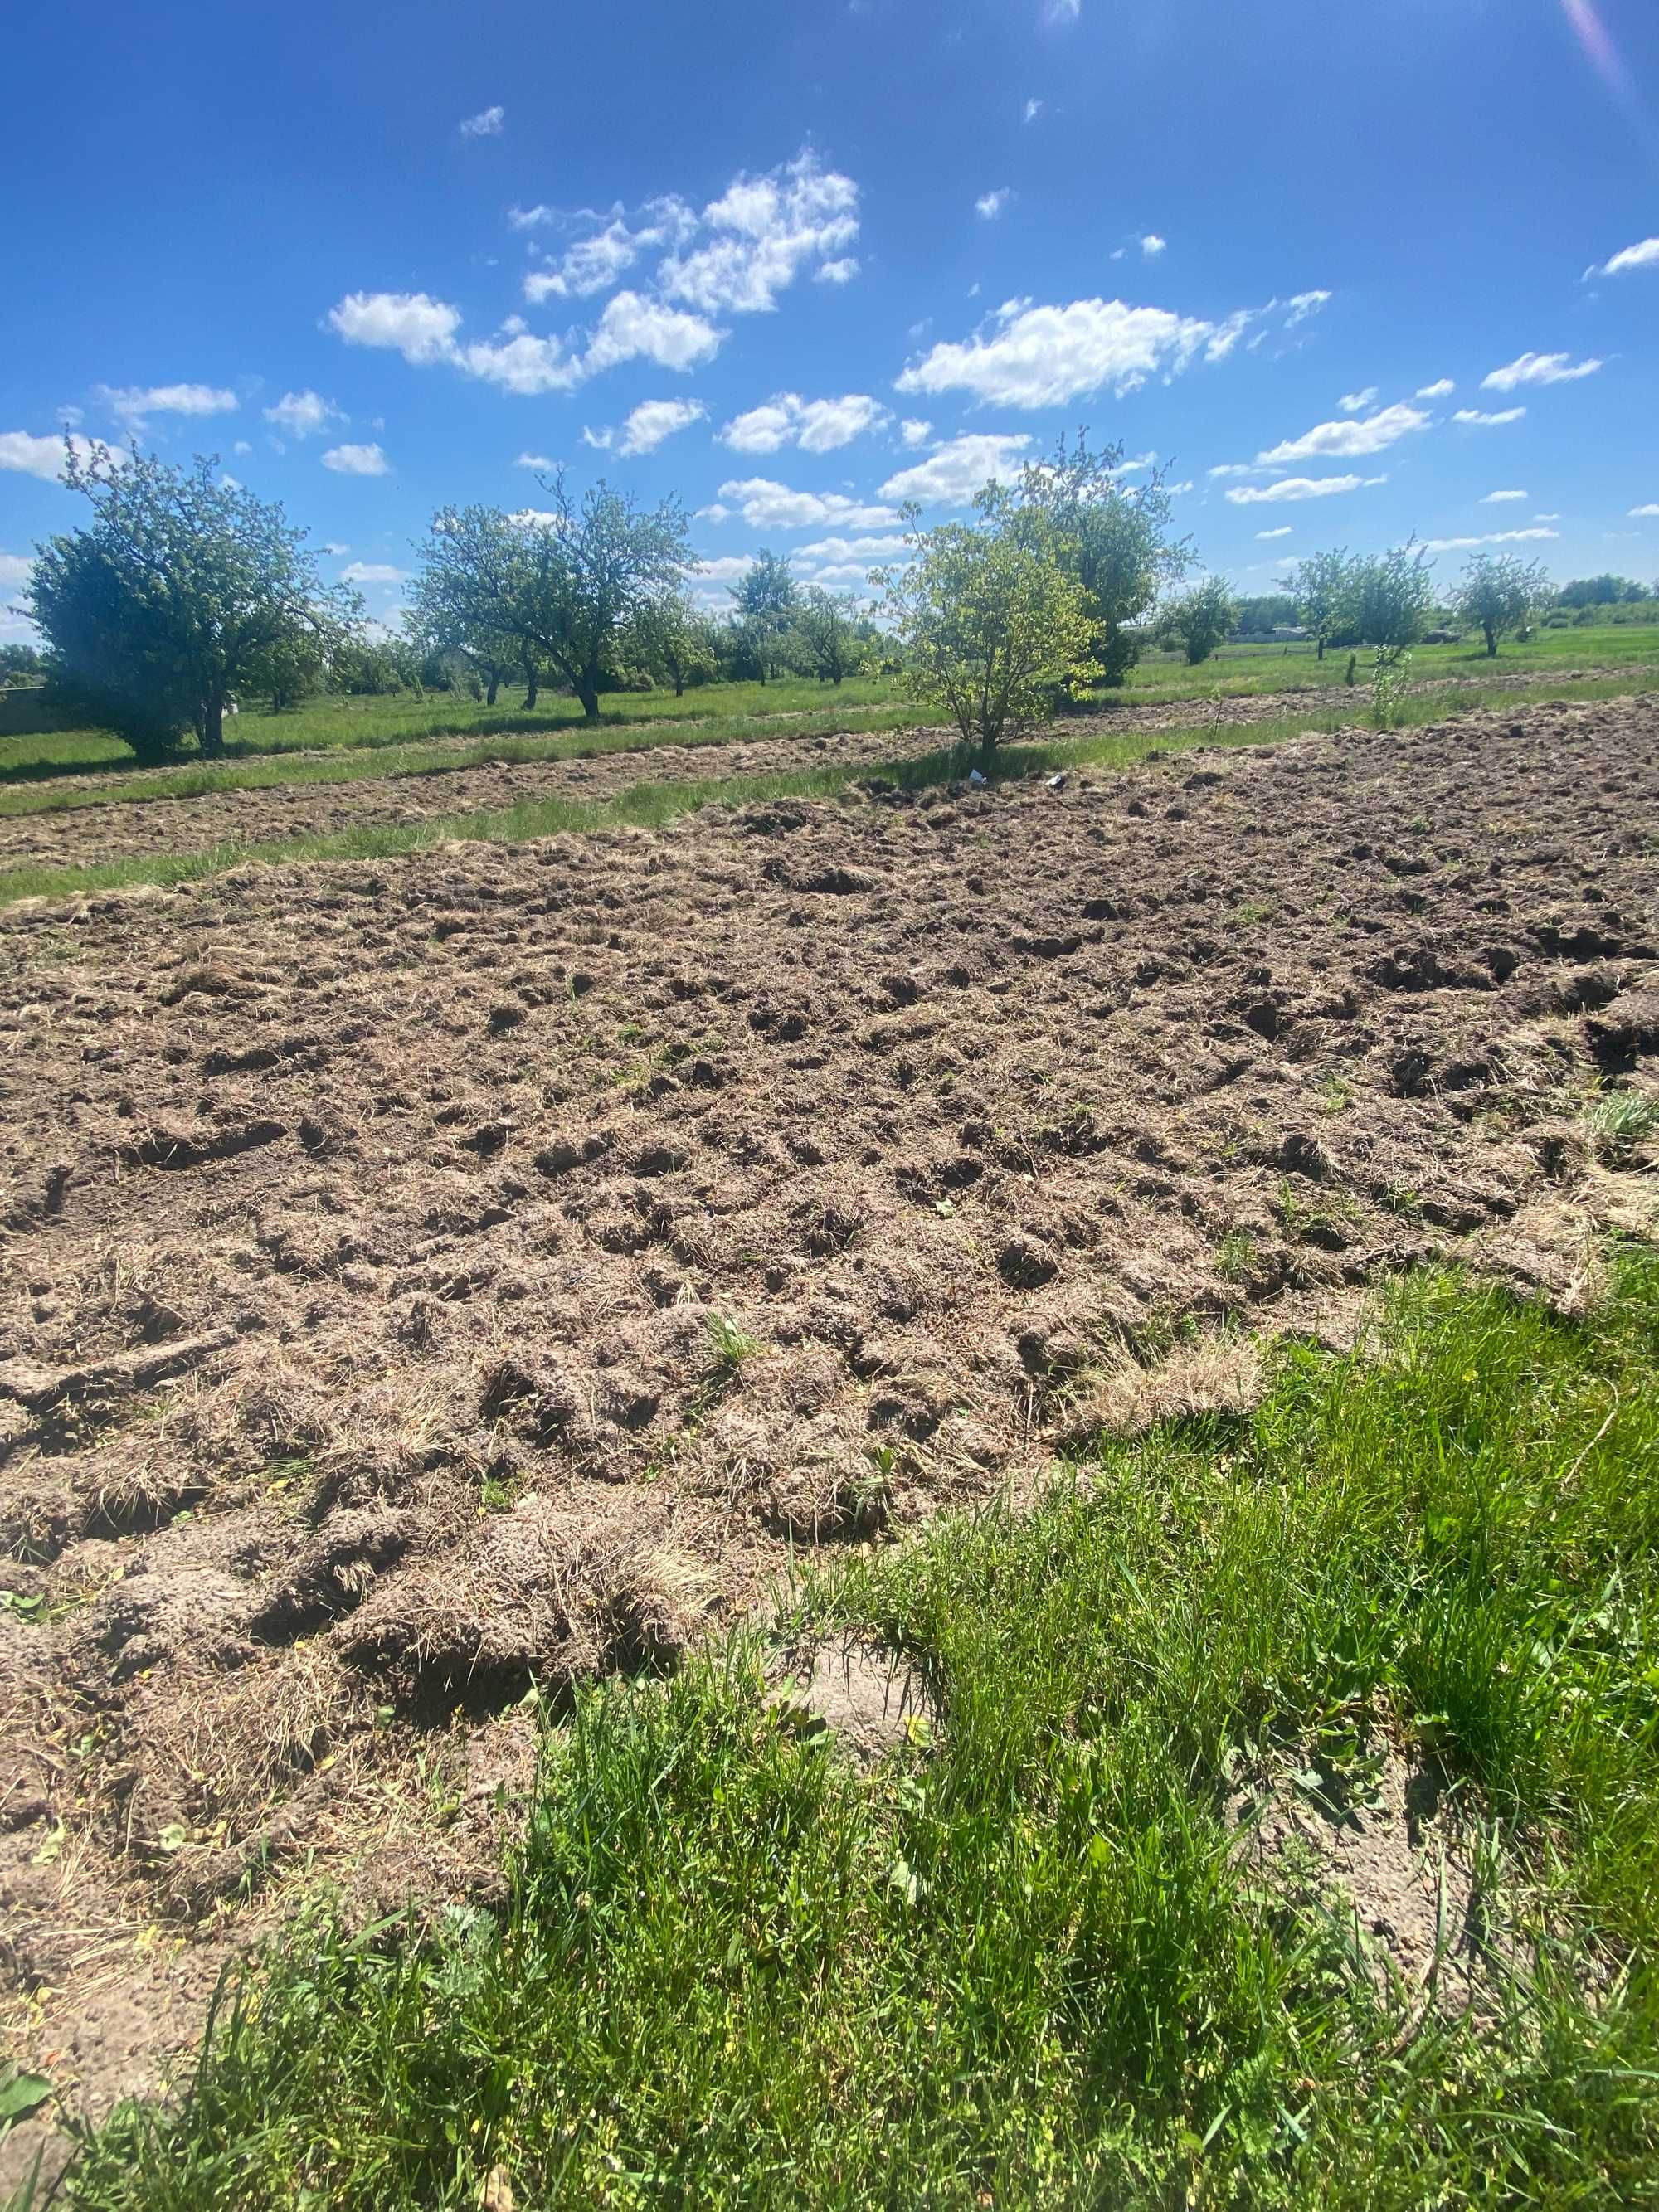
[968,768,987,787]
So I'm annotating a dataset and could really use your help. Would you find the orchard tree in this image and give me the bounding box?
[513,476,693,718]
[632,592,718,695]
[409,505,538,706]
[1287,548,1352,660]
[873,490,1099,748]
[1453,552,1552,658]
[1347,541,1434,651]
[794,586,865,684]
[1017,430,1189,686]
[1161,576,1238,664]
[27,441,360,760]
[0,643,46,684]
[730,549,799,683]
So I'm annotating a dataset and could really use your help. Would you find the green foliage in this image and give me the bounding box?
[0,642,46,684]
[630,593,719,696]
[408,505,536,704]
[1557,574,1651,608]
[875,489,1101,746]
[1453,552,1552,658]
[1233,593,1297,636]
[1015,430,1189,686]
[1287,547,1353,660]
[1370,644,1413,729]
[27,444,360,762]
[1160,575,1239,664]
[791,586,865,685]
[1347,541,1435,652]
[49,1259,1659,2209]
[729,549,800,683]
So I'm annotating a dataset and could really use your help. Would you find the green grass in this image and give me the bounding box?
[2,670,1654,911]
[32,1253,1659,2208]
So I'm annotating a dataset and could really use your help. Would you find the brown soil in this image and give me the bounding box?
[2,670,1639,878]
[2,693,1657,2175]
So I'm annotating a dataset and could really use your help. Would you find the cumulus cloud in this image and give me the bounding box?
[1023,97,1044,123]
[712,478,902,530]
[97,382,237,428]
[515,451,557,470]
[0,430,124,480]
[1224,474,1386,505]
[975,189,1013,221]
[1255,401,1431,466]
[694,554,758,584]
[1423,527,1559,552]
[328,291,464,364]
[896,290,1329,409]
[899,418,932,447]
[455,332,580,395]
[718,391,888,455]
[1630,503,1659,518]
[0,551,34,591]
[523,203,698,303]
[459,105,504,139]
[658,149,859,315]
[263,390,343,439]
[1416,377,1455,399]
[340,562,407,584]
[1337,386,1378,413]
[815,257,859,285]
[1452,406,1525,426]
[1587,235,1659,279]
[1480,489,1528,503]
[321,442,389,475]
[794,533,909,564]
[879,431,1034,504]
[1481,350,1602,391]
[1141,233,1166,257]
[612,397,706,455]
[1255,527,1292,539]
[585,290,722,374]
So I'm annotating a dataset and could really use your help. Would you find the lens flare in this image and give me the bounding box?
[1559,0,1642,119]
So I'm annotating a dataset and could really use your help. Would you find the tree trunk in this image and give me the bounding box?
[485,675,499,706]
[523,659,538,710]
[1316,635,1326,661]
[673,676,684,697]
[832,669,843,685]
[577,683,601,723]
[201,697,226,757]
[1485,627,1498,658]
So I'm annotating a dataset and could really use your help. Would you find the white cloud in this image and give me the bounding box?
[1023,97,1044,123]
[581,425,613,451]
[0,552,34,591]
[321,442,390,475]
[897,290,1326,409]
[523,206,696,302]
[879,430,1033,504]
[1630,503,1659,518]
[340,562,408,584]
[1337,386,1378,413]
[1423,527,1560,552]
[1533,513,1560,522]
[508,508,559,527]
[694,555,758,584]
[713,477,902,530]
[815,257,859,285]
[795,533,909,564]
[1044,0,1082,19]
[1140,233,1166,257]
[975,189,1013,221]
[0,430,124,480]
[1255,527,1292,540]
[320,542,349,556]
[1165,479,1194,495]
[264,389,343,439]
[328,290,464,363]
[456,332,579,394]
[1225,474,1386,505]
[899,417,932,447]
[1481,350,1602,391]
[659,149,859,315]
[1452,406,1525,426]
[1480,489,1528,503]
[615,397,706,455]
[718,391,887,455]
[97,382,238,427]
[459,104,504,139]
[1256,401,1432,466]
[1416,377,1455,399]
[232,440,251,455]
[1588,236,1659,279]
[515,451,557,471]
[584,289,722,373]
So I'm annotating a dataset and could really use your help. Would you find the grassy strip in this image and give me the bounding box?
[0,702,948,822]
[36,1257,1659,2208]
[1,673,1652,911]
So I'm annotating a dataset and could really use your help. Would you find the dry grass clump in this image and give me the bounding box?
[1060,1334,1264,1444]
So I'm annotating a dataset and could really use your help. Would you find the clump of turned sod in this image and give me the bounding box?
[32,1251,1659,2209]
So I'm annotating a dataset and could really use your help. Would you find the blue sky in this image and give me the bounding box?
[3,0,1657,641]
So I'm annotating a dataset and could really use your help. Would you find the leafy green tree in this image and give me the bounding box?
[513,476,693,722]
[27,441,359,760]
[1161,576,1238,664]
[1287,549,1353,661]
[1346,541,1434,652]
[794,586,865,684]
[1556,574,1649,609]
[730,549,799,684]
[409,506,539,707]
[0,643,46,684]
[873,490,1099,748]
[1233,593,1297,636]
[1016,430,1188,687]
[632,593,719,696]
[1452,552,1552,658]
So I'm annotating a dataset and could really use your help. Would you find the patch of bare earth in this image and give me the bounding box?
[1,695,1657,2179]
